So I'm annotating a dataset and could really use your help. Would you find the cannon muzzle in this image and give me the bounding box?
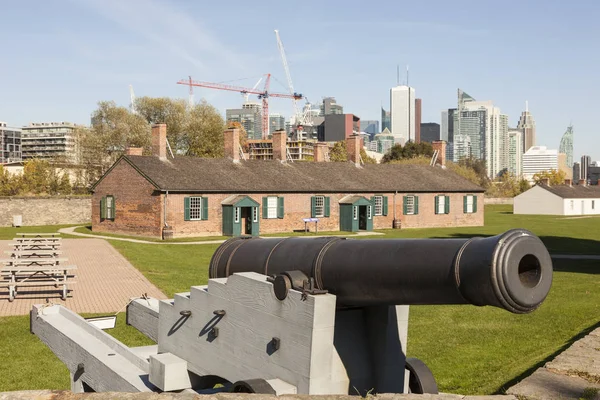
[209,229,553,314]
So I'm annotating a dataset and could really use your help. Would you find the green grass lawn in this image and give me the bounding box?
[374,205,600,255]
[73,226,229,243]
[0,313,154,391]
[0,224,82,240]
[0,205,599,394]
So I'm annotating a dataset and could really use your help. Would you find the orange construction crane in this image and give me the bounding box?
[177,74,302,139]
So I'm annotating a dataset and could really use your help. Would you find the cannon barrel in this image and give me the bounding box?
[209,229,553,314]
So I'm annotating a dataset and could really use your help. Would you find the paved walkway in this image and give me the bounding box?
[507,326,600,399]
[0,239,166,316]
[57,226,384,245]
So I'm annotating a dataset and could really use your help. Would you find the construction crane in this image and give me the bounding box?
[243,77,263,103]
[177,74,302,139]
[129,84,136,114]
[274,30,299,123]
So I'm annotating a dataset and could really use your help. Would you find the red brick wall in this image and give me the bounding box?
[92,160,163,237]
[164,192,483,238]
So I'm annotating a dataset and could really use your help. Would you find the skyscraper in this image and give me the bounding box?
[517,102,536,153]
[390,85,415,145]
[454,89,508,177]
[0,121,21,163]
[269,113,285,135]
[440,108,456,143]
[581,155,591,182]
[381,108,391,131]
[360,120,379,137]
[226,102,263,140]
[507,130,523,177]
[522,146,558,183]
[319,97,343,116]
[573,162,581,182]
[415,98,422,143]
[559,125,574,168]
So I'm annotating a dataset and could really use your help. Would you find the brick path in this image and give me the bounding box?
[0,239,166,316]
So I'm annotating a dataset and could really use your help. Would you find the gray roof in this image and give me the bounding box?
[104,155,484,194]
[539,184,600,199]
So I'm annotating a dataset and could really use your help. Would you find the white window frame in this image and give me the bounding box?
[314,196,325,218]
[266,196,278,219]
[253,206,258,222]
[405,195,415,215]
[373,195,383,216]
[235,207,240,223]
[437,196,446,215]
[106,195,115,220]
[189,196,203,221]
[465,195,474,214]
[353,206,358,220]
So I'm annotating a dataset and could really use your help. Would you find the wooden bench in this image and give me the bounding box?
[8,242,62,251]
[4,250,63,258]
[16,233,60,238]
[0,258,68,267]
[1,265,76,302]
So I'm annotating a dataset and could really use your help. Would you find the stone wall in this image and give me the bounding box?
[483,198,514,205]
[0,196,91,227]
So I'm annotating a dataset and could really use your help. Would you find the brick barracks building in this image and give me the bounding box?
[91,125,484,239]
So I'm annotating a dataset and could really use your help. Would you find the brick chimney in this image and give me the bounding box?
[313,142,328,162]
[431,141,446,167]
[223,128,240,162]
[346,134,361,167]
[272,130,287,162]
[125,147,143,156]
[540,178,550,186]
[564,178,572,186]
[579,179,587,186]
[151,124,167,160]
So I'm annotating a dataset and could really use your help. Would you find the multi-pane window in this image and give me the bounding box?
[235,207,240,223]
[464,195,474,213]
[267,196,278,219]
[314,196,325,217]
[437,196,445,214]
[405,196,415,215]
[353,206,358,220]
[367,205,372,219]
[253,207,258,222]
[189,197,203,220]
[373,196,383,215]
[105,196,114,220]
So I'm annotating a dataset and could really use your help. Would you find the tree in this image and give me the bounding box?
[329,141,347,162]
[184,100,226,158]
[533,169,566,186]
[0,165,19,196]
[360,148,376,164]
[456,157,490,188]
[381,142,433,163]
[486,172,520,198]
[135,97,187,151]
[226,121,249,151]
[446,161,481,186]
[21,159,51,195]
[519,178,531,193]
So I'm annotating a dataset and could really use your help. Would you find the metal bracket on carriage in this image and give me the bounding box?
[267,270,328,301]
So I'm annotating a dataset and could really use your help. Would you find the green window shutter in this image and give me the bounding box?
[202,197,208,220]
[403,196,407,215]
[262,197,268,219]
[324,197,331,217]
[184,197,191,221]
[109,196,115,220]
[383,196,388,216]
[473,195,478,213]
[277,197,284,219]
[414,196,419,215]
[445,195,450,214]
[463,196,468,213]
[434,195,439,215]
[100,197,106,219]
[311,196,316,218]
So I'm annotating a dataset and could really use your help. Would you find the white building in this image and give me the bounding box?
[507,130,523,177]
[21,121,80,163]
[0,121,22,163]
[522,146,558,183]
[390,85,415,145]
[514,182,600,215]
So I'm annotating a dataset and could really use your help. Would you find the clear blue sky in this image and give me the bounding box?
[1,0,599,161]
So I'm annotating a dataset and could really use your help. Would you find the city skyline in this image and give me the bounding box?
[1,1,600,160]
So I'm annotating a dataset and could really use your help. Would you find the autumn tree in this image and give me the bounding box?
[226,121,249,151]
[328,141,348,162]
[446,161,481,186]
[184,100,226,158]
[360,148,376,164]
[381,142,433,163]
[135,97,187,151]
[533,169,566,186]
[456,157,490,188]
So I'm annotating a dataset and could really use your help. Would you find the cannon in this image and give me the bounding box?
[30,229,553,395]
